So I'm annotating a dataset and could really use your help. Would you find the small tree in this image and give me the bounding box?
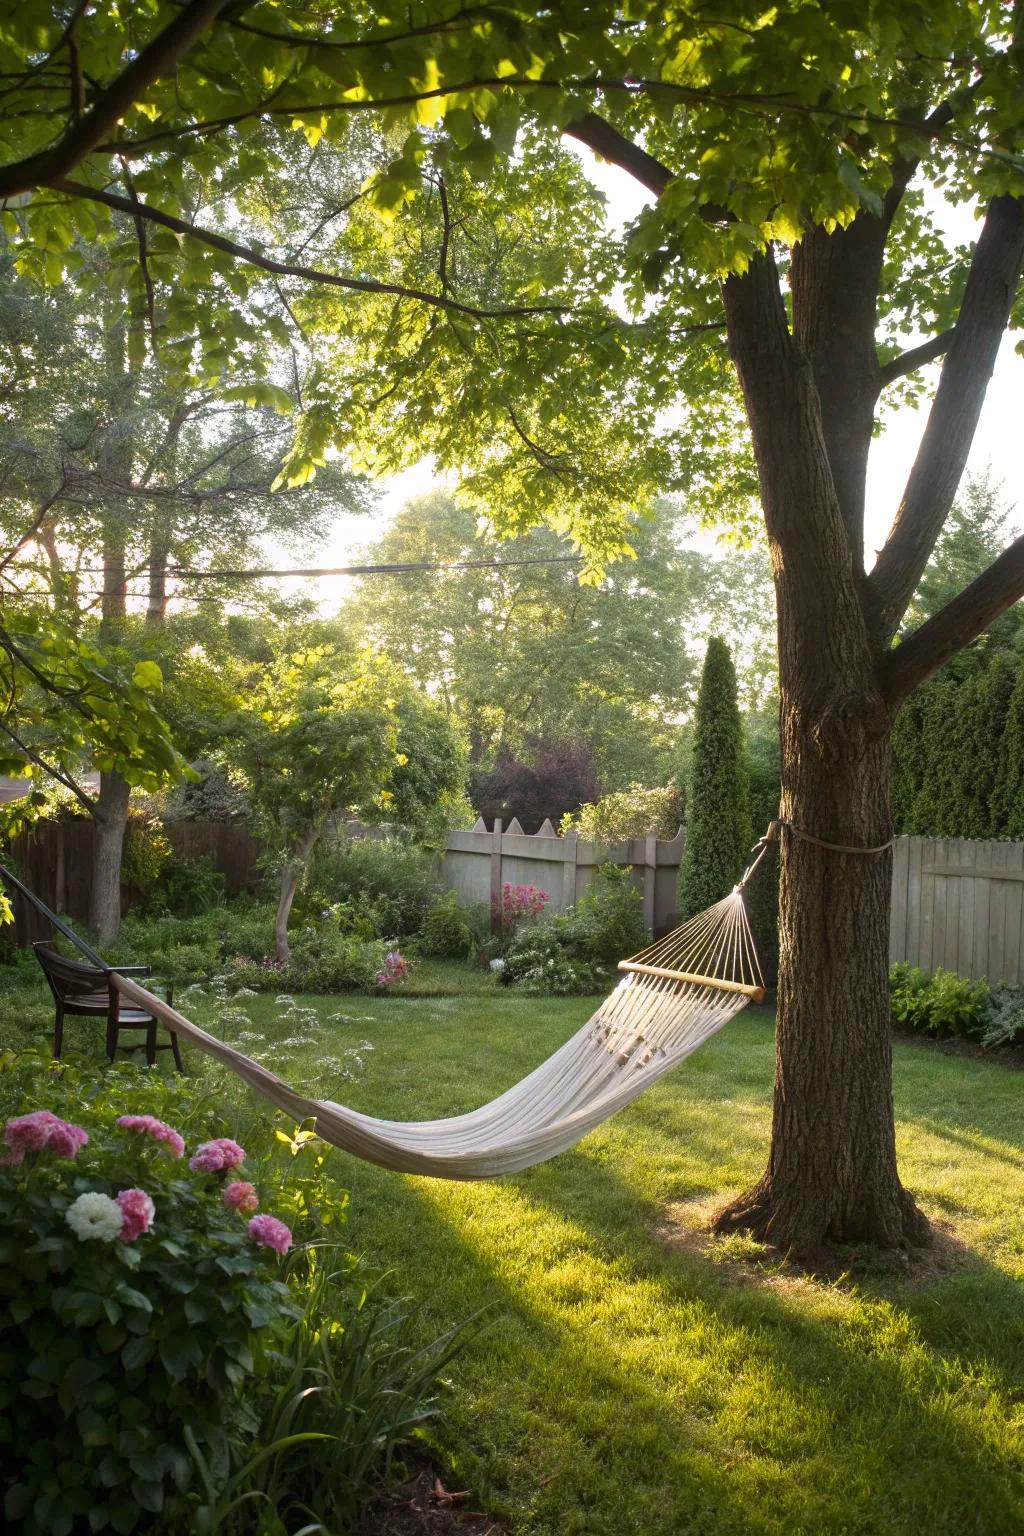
[679,640,752,919]
[238,650,399,963]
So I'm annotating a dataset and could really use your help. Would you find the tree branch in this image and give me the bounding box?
[564,112,673,197]
[878,328,955,386]
[0,477,69,573]
[868,194,1024,638]
[47,176,570,321]
[880,533,1024,704]
[0,721,96,814]
[0,0,232,198]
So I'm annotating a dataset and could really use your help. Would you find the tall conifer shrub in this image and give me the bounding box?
[679,639,751,919]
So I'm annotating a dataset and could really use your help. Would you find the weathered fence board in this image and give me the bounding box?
[890,835,1024,985]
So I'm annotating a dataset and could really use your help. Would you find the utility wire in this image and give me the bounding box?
[69,554,585,581]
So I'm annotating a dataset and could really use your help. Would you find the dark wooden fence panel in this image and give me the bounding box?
[3,819,263,946]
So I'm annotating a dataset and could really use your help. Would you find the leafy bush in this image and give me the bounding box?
[192,1252,473,1535]
[146,856,226,917]
[561,783,683,842]
[500,925,604,996]
[889,964,990,1040]
[557,864,648,965]
[981,985,1024,1049]
[0,1056,296,1536]
[310,837,440,939]
[502,866,647,995]
[419,892,476,959]
[225,929,388,995]
[122,810,172,892]
[0,1054,472,1536]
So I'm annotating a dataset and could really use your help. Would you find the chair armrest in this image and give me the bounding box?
[110,964,152,978]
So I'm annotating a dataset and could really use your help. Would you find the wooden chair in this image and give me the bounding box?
[33,943,184,1070]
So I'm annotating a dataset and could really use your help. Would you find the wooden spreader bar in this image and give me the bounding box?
[618,960,766,1004]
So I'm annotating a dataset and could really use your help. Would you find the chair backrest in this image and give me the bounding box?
[33,942,107,1001]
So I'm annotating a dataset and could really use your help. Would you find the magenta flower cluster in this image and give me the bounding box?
[494,881,548,927]
[116,1114,186,1159]
[2,1109,89,1166]
[375,949,411,987]
[2,1110,292,1255]
[189,1137,246,1173]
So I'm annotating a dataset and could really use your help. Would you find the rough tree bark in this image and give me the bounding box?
[90,771,131,945]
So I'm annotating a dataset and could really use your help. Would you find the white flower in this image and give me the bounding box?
[65,1192,124,1243]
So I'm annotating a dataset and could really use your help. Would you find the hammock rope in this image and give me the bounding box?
[2,853,768,1181]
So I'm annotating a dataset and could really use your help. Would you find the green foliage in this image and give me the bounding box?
[502,864,648,994]
[146,857,226,918]
[562,784,683,842]
[679,640,752,919]
[310,837,441,942]
[0,1055,294,1536]
[557,864,649,967]
[238,648,400,866]
[894,656,1021,838]
[190,1252,474,1535]
[381,695,472,848]
[889,964,990,1041]
[990,660,1024,840]
[419,892,476,960]
[121,810,172,892]
[0,615,186,845]
[981,986,1024,1049]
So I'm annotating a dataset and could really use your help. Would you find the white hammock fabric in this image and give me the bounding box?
[112,889,765,1181]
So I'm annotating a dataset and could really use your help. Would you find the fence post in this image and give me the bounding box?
[643,834,657,934]
[562,830,578,911]
[490,818,503,935]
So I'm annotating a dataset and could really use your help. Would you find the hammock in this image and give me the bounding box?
[3,854,768,1181]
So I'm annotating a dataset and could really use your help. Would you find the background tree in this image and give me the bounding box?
[236,647,400,963]
[679,640,752,919]
[3,2,1024,1250]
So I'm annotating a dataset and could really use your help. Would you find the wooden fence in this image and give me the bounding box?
[6,814,1024,984]
[4,819,262,946]
[443,817,687,936]
[889,836,1024,986]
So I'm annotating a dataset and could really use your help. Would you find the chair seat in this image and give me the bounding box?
[65,1002,156,1025]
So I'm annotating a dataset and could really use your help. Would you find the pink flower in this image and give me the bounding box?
[248,1214,292,1254]
[189,1138,246,1173]
[4,1110,88,1161]
[375,949,411,987]
[115,1188,155,1243]
[223,1181,259,1214]
[117,1114,185,1159]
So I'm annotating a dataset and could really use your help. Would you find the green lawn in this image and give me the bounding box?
[9,966,1024,1533]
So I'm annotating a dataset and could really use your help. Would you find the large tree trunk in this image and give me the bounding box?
[714,249,928,1255]
[90,771,130,944]
[718,725,928,1252]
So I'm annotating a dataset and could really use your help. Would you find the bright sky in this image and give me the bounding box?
[291,147,1023,602]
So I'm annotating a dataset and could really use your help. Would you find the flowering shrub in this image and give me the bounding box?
[0,1063,296,1535]
[374,949,412,988]
[493,881,548,931]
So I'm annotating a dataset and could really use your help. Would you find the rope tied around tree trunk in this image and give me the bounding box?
[734,818,896,891]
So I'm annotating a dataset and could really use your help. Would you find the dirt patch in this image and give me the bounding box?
[366,1459,505,1536]
[656,1195,978,1291]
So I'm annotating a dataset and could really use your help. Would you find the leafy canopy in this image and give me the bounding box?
[3,3,1020,561]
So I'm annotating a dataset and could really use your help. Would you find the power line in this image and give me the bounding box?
[70,554,585,582]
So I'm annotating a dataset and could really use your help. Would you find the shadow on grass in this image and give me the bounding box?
[335,1119,1023,1536]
